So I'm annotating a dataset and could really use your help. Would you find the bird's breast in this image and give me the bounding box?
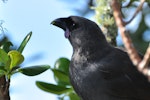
[69,60,111,99]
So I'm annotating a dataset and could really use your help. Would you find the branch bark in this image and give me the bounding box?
[0,76,10,100]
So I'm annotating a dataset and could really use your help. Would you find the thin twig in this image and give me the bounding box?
[125,0,145,25]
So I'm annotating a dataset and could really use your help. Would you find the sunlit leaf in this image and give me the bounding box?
[8,50,24,69]
[36,81,72,95]
[17,31,32,53]
[0,49,10,65]
[18,65,50,76]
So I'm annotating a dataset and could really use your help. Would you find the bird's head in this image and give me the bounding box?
[51,16,107,49]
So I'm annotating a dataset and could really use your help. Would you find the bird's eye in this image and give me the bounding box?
[67,17,78,31]
[72,23,75,27]
[72,23,76,28]
[71,22,78,31]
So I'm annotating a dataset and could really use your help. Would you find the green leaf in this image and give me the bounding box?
[19,65,50,76]
[8,50,24,69]
[51,68,70,86]
[0,66,6,71]
[0,66,6,77]
[17,31,32,53]
[0,69,5,77]
[36,81,72,95]
[0,49,10,65]
[54,57,70,75]
[68,92,80,100]
[0,70,5,77]
[1,41,13,53]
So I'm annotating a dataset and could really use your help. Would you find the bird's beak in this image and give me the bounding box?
[51,18,71,38]
[51,18,67,31]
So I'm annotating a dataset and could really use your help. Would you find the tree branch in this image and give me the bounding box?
[111,0,150,80]
[111,0,142,65]
[125,0,145,25]
[0,76,10,100]
[138,45,150,79]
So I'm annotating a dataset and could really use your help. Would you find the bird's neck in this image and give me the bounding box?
[72,40,111,61]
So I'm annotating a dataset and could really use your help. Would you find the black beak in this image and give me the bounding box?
[51,17,72,38]
[51,18,67,31]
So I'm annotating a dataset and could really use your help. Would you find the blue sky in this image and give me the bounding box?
[0,0,77,100]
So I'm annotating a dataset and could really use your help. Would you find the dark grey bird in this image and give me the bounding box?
[51,16,150,100]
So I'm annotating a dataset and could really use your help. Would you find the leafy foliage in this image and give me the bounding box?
[36,57,80,100]
[0,32,50,79]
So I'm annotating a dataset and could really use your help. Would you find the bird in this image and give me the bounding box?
[51,16,150,100]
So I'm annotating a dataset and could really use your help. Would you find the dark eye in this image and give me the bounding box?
[67,17,78,31]
[71,23,77,29]
[72,23,76,27]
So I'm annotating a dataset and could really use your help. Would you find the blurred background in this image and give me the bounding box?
[0,0,150,100]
